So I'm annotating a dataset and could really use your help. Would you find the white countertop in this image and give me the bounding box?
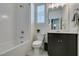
[47,30,78,34]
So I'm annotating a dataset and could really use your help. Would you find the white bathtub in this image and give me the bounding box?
[0,40,32,56]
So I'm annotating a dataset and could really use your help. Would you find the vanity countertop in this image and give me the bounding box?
[47,30,78,34]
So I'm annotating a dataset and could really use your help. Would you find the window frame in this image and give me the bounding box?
[36,4,45,24]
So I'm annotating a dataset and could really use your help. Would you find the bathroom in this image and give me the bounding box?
[30,3,79,56]
[0,3,79,56]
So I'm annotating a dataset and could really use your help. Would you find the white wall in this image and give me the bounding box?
[68,4,79,33]
[0,3,15,45]
[31,4,35,41]
[14,3,33,52]
[62,4,70,32]
[14,3,31,45]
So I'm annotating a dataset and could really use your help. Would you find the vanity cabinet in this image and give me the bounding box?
[48,33,78,56]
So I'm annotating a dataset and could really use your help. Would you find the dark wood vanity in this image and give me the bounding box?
[48,32,78,56]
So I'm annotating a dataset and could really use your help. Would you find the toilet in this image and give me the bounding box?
[32,34,44,56]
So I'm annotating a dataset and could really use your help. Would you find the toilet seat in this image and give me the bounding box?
[33,40,42,48]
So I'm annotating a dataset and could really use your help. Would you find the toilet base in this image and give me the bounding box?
[34,48,41,56]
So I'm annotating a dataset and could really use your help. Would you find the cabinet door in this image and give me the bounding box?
[65,34,77,56]
[48,33,67,56]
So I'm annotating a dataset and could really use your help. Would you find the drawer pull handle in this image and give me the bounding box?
[61,40,63,42]
[58,40,60,42]
[57,40,63,42]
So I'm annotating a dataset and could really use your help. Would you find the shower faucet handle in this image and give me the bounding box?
[20,36,24,39]
[20,41,24,43]
[21,30,24,34]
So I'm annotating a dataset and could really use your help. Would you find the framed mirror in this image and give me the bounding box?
[48,4,64,31]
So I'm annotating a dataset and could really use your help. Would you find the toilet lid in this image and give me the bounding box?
[33,40,42,45]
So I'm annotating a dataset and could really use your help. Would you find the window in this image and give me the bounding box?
[37,5,45,23]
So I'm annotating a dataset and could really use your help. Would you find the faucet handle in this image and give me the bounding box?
[20,36,24,39]
[21,30,24,34]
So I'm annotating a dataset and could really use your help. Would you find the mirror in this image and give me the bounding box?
[51,18,61,30]
[48,3,65,31]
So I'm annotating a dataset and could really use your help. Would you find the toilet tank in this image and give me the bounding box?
[37,33,44,41]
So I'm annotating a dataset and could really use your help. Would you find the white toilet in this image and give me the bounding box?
[32,34,44,56]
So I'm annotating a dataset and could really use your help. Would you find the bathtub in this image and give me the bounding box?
[0,40,32,56]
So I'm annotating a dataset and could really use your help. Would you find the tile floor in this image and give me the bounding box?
[26,49,48,56]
